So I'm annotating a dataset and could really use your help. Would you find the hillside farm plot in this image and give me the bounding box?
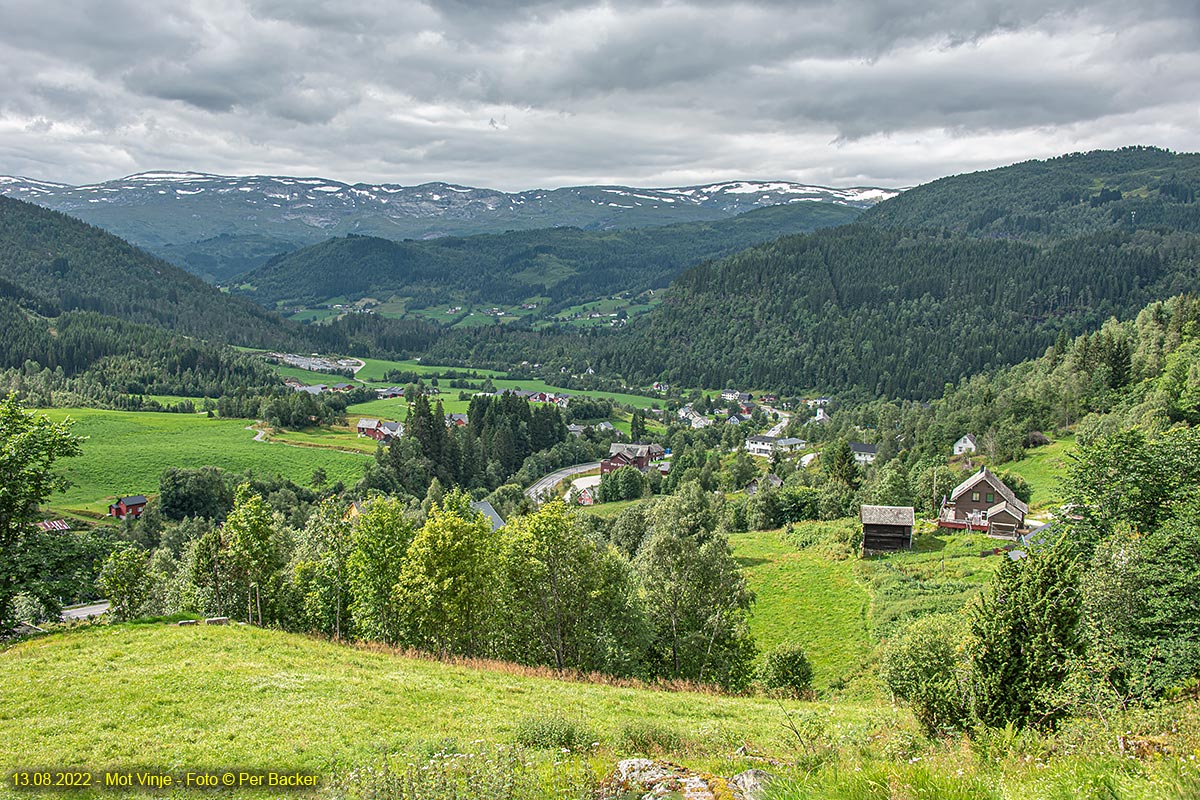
[33,409,370,515]
[729,528,872,690]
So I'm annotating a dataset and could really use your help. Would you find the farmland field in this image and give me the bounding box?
[729,527,872,690]
[33,409,371,514]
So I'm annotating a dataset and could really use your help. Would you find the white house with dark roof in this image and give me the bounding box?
[850,442,877,464]
[953,434,978,455]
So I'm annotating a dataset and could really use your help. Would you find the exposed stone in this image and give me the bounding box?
[730,768,777,800]
[177,619,198,626]
[603,759,742,800]
[204,617,229,625]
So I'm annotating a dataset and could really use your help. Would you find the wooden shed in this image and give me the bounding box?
[860,504,915,555]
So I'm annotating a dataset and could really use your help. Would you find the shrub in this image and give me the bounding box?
[513,713,597,751]
[880,614,972,735]
[619,721,685,755]
[759,642,814,699]
[10,593,52,625]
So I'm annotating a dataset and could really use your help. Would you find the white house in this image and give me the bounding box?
[953,434,978,455]
[850,442,878,465]
[811,407,831,424]
[746,435,776,457]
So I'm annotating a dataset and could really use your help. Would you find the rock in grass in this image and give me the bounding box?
[730,768,777,799]
[204,617,229,625]
[603,758,746,799]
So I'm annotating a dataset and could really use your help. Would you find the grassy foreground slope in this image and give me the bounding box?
[730,529,871,689]
[0,624,880,776]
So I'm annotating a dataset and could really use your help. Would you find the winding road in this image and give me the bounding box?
[525,461,601,505]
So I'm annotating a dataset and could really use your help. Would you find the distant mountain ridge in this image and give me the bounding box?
[0,171,898,281]
[236,201,864,310]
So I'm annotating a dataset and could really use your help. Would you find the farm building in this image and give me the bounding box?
[860,505,914,555]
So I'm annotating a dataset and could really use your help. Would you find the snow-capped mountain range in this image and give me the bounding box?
[0,171,898,280]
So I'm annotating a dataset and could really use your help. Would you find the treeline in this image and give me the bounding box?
[417,225,1199,399]
[0,196,307,350]
[864,145,1200,239]
[360,392,576,497]
[236,202,861,310]
[99,485,757,690]
[809,293,1200,488]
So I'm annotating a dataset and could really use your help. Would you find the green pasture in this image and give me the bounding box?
[33,409,370,514]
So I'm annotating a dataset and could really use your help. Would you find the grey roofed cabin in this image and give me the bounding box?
[860,504,915,555]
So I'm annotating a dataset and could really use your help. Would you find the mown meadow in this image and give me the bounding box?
[33,409,370,515]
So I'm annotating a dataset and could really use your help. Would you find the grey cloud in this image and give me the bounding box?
[0,0,1198,189]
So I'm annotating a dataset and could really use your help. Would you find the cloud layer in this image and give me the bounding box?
[2,0,1198,189]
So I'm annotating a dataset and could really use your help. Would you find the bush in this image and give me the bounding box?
[759,642,814,698]
[513,713,597,751]
[880,614,972,735]
[10,593,51,625]
[619,721,685,755]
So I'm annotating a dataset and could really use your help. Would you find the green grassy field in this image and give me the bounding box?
[857,529,1004,641]
[34,409,371,514]
[729,528,872,690]
[1003,436,1076,509]
[5,614,1197,800]
[284,355,665,409]
[0,624,886,783]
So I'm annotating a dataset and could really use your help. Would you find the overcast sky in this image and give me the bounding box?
[1,0,1198,190]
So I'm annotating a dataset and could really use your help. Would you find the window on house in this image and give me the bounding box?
[971,492,980,501]
[986,493,994,503]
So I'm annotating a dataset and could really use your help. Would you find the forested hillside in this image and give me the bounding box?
[0,197,445,405]
[425,222,1198,397]
[863,145,1200,237]
[236,202,862,309]
[0,196,303,349]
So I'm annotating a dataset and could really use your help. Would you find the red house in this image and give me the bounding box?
[109,495,148,519]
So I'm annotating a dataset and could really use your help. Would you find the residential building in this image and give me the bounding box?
[109,495,148,519]
[746,435,777,457]
[953,433,978,455]
[601,442,666,474]
[938,467,1029,537]
[850,442,878,464]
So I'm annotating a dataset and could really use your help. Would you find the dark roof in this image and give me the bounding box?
[850,442,877,454]
[860,505,914,526]
[117,495,148,506]
[950,467,1028,515]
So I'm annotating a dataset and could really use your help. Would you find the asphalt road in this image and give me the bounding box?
[763,406,792,437]
[61,602,109,620]
[525,461,601,505]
